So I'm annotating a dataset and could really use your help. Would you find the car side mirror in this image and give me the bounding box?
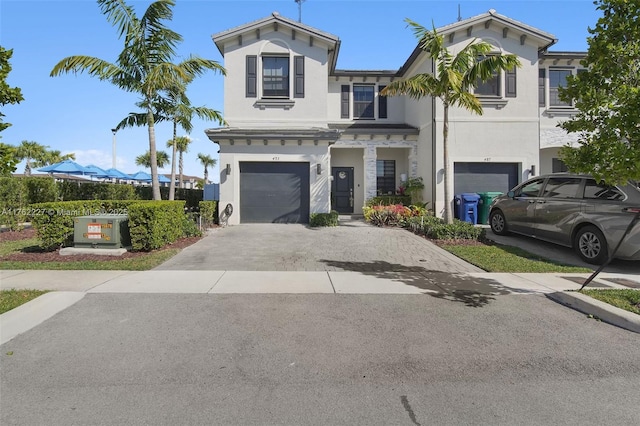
[508,191,515,198]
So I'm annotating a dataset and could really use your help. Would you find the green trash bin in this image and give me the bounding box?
[477,192,503,225]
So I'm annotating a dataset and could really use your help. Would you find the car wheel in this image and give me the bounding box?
[574,225,608,265]
[490,209,509,235]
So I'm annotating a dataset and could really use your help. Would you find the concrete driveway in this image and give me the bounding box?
[155,219,483,273]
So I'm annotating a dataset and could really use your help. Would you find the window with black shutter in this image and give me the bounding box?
[353,84,374,119]
[294,56,304,98]
[378,85,387,119]
[341,85,350,118]
[246,55,257,98]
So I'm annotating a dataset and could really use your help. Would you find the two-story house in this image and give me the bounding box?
[206,10,584,224]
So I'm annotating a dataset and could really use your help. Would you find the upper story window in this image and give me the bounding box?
[353,84,374,119]
[340,84,387,120]
[246,55,305,102]
[475,71,500,96]
[262,56,289,97]
[549,69,572,107]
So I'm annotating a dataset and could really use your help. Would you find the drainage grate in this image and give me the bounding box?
[600,278,640,289]
[560,276,612,288]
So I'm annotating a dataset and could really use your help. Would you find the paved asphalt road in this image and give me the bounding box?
[2,293,639,425]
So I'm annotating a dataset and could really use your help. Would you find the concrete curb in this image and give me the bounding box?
[0,291,86,345]
[547,291,640,334]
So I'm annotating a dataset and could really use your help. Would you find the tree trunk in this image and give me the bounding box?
[147,109,161,201]
[24,160,31,176]
[203,166,208,185]
[168,122,177,201]
[179,152,184,189]
[443,103,453,224]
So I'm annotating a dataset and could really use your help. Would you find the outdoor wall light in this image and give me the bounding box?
[530,165,536,176]
[226,163,231,175]
[316,163,322,175]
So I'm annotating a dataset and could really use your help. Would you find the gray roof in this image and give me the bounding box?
[205,127,342,141]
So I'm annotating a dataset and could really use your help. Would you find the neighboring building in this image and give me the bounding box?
[206,9,585,224]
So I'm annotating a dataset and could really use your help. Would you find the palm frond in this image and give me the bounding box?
[98,0,137,40]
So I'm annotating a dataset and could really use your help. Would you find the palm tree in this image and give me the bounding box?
[167,135,191,188]
[197,153,216,184]
[381,20,520,223]
[122,83,225,200]
[16,140,48,175]
[35,150,75,167]
[50,0,225,200]
[135,150,170,169]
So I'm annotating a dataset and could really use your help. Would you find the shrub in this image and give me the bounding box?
[29,200,135,250]
[182,213,203,238]
[0,177,26,229]
[199,201,218,227]
[23,176,58,204]
[424,219,485,240]
[127,201,185,251]
[309,210,339,227]
[58,181,138,201]
[365,195,411,206]
[364,204,412,227]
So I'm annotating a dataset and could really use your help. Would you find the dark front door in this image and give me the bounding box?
[331,167,354,214]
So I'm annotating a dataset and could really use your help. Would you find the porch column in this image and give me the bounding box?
[364,143,377,201]
[409,143,418,177]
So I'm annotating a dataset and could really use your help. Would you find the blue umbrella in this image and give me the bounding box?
[84,164,110,179]
[104,168,131,179]
[129,171,152,181]
[38,159,96,175]
[158,174,171,183]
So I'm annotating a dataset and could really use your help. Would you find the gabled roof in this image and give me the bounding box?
[212,12,341,71]
[398,9,558,76]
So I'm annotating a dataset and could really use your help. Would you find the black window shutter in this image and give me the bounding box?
[341,85,350,118]
[246,55,257,98]
[294,56,304,98]
[378,85,387,118]
[538,68,545,107]
[505,67,517,98]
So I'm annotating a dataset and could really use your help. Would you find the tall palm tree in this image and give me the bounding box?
[50,0,224,200]
[122,83,225,200]
[197,153,216,184]
[16,140,47,176]
[135,150,169,169]
[381,20,520,223]
[167,135,191,188]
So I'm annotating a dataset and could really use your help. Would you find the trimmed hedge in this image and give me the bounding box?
[58,180,138,201]
[29,200,136,250]
[309,210,339,227]
[199,201,218,227]
[127,201,186,251]
[134,186,203,208]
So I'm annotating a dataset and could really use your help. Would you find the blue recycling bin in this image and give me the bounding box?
[454,193,481,224]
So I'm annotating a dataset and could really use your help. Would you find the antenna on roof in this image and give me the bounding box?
[294,0,306,23]
[457,4,462,21]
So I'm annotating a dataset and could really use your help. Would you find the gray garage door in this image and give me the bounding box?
[454,162,519,194]
[239,162,310,223]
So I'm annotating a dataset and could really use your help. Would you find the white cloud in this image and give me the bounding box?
[70,149,129,171]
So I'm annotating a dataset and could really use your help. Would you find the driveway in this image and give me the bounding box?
[155,219,483,273]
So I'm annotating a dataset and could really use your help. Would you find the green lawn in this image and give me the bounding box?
[0,235,181,270]
[442,243,592,273]
[0,289,49,314]
[581,289,640,315]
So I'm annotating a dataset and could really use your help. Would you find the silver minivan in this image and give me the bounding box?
[489,173,640,264]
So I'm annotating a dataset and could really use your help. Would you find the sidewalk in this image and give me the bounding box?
[2,269,639,345]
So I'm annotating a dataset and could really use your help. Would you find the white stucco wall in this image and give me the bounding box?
[327,78,406,123]
[220,28,331,128]
[217,141,330,225]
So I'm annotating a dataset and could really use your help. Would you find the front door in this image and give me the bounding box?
[331,167,354,214]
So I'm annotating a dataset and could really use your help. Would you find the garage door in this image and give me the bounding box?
[239,162,310,223]
[454,162,519,194]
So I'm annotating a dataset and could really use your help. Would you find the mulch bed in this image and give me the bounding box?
[0,228,202,263]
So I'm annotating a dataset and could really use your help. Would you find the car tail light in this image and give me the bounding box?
[622,207,640,213]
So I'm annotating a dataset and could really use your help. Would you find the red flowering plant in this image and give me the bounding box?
[363,203,412,227]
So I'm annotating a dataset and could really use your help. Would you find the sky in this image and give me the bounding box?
[1,0,601,182]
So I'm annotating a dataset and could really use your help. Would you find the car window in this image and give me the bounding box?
[515,178,544,197]
[583,179,625,201]
[541,177,582,198]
